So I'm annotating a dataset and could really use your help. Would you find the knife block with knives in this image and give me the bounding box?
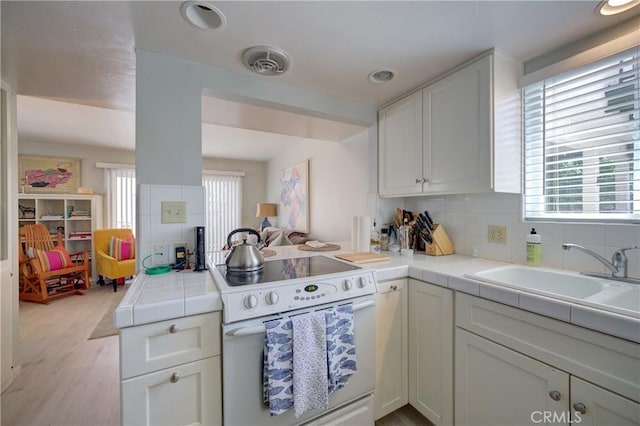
[425,223,455,256]
[394,208,455,256]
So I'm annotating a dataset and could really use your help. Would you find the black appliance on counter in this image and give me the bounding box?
[194,226,206,271]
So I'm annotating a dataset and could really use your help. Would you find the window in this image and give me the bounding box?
[101,164,243,250]
[103,165,136,234]
[523,46,640,222]
[202,172,242,251]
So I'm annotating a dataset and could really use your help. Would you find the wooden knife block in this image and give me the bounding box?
[426,224,455,256]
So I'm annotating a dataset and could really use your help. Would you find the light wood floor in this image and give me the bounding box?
[2,284,121,426]
[376,404,434,426]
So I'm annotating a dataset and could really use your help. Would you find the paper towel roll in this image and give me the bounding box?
[357,216,371,252]
[351,216,360,252]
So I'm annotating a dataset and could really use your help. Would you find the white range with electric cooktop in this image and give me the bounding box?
[210,255,378,426]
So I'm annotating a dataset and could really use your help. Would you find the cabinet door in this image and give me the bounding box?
[121,356,221,426]
[375,279,408,420]
[455,328,570,426]
[378,91,424,197]
[571,376,640,426]
[423,54,491,194]
[408,279,453,426]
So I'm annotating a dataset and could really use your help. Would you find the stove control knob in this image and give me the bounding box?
[343,279,353,291]
[243,294,258,309]
[358,277,367,288]
[266,291,279,305]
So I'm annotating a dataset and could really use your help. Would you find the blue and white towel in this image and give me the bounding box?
[264,318,294,416]
[325,303,358,394]
[263,304,358,417]
[291,311,329,418]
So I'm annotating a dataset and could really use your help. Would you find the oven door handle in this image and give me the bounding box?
[225,299,376,337]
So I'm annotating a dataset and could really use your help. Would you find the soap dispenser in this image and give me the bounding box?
[526,228,541,266]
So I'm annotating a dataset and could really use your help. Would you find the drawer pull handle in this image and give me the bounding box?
[573,403,587,415]
[415,178,422,184]
[169,324,179,334]
[170,373,179,383]
[548,391,562,401]
[390,285,398,291]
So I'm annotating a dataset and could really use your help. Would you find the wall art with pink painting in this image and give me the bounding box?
[19,155,81,193]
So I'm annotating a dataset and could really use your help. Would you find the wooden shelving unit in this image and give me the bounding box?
[18,194,103,278]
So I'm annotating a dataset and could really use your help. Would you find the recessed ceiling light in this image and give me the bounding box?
[368,69,396,84]
[596,0,640,15]
[181,1,226,30]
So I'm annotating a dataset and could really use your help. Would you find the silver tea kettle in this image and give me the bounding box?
[225,228,264,273]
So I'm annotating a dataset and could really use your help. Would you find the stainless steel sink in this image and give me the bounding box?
[465,265,639,317]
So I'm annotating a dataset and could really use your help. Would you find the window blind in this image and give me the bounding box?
[202,173,242,251]
[523,46,640,222]
[104,167,137,233]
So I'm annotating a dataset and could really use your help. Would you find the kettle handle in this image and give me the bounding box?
[227,228,262,247]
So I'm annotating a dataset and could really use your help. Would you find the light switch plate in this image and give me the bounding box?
[161,201,187,223]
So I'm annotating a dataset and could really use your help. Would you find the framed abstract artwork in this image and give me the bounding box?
[279,159,309,233]
[18,155,81,193]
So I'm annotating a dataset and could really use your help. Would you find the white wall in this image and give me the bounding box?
[266,127,376,242]
[402,192,640,278]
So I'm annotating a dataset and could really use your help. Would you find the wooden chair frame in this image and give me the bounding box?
[19,224,90,304]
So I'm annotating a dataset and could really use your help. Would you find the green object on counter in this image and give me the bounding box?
[526,228,541,266]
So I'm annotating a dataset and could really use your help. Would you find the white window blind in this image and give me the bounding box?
[523,46,640,222]
[103,167,137,234]
[202,173,242,251]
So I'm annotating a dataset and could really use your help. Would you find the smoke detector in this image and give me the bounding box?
[242,46,290,76]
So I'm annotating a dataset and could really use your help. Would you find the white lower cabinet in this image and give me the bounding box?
[408,279,453,426]
[571,376,640,426]
[120,312,222,426]
[374,279,408,420]
[455,328,570,426]
[455,293,640,426]
[122,356,221,426]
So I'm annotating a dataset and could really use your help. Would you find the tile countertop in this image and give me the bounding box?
[114,269,222,328]
[114,242,639,343]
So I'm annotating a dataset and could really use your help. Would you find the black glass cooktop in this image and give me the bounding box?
[217,256,361,287]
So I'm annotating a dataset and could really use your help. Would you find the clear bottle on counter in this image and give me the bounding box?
[370,219,381,254]
[398,218,410,253]
[380,227,389,251]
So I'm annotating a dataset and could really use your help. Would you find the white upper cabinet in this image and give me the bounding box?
[378,91,423,196]
[378,51,521,197]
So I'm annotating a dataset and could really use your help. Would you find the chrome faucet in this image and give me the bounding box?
[562,243,639,281]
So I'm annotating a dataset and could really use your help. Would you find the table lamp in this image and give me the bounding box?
[256,203,278,230]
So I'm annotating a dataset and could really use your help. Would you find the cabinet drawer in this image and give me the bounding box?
[121,356,221,426]
[120,312,220,379]
[456,293,640,402]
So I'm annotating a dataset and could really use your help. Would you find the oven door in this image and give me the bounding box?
[221,294,376,426]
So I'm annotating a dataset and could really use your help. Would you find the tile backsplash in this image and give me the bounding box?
[400,192,640,278]
[137,184,205,268]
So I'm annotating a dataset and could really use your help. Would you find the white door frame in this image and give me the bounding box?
[1,80,20,395]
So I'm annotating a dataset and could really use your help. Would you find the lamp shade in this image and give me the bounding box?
[256,203,278,218]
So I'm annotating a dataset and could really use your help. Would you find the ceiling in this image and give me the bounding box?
[2,1,639,161]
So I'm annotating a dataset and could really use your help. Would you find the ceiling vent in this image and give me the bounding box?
[242,46,290,76]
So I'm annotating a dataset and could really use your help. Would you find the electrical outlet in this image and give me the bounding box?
[153,243,169,265]
[488,225,507,244]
